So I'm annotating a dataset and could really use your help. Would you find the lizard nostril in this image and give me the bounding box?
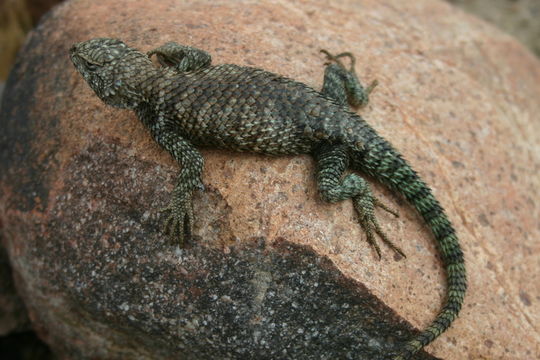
[69,43,79,55]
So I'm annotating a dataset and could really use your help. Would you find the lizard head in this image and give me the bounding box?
[70,38,153,109]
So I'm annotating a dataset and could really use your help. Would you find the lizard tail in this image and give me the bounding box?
[352,136,467,359]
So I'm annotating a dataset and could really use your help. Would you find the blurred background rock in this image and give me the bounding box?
[1,2,69,358]
[447,0,540,56]
[1,0,63,103]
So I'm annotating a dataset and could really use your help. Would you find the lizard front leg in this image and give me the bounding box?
[158,129,204,246]
[147,42,212,73]
[137,105,204,246]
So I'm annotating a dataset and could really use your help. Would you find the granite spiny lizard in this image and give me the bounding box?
[70,38,467,359]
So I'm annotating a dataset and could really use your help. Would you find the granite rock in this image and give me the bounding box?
[0,0,539,359]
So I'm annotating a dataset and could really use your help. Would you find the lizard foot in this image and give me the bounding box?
[147,42,212,72]
[319,49,378,108]
[321,49,357,71]
[315,146,404,259]
[353,189,405,259]
[160,192,194,247]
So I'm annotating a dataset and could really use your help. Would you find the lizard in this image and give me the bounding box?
[69,38,467,359]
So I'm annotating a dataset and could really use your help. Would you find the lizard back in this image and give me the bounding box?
[150,64,369,155]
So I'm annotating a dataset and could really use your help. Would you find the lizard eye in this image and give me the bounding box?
[82,58,100,71]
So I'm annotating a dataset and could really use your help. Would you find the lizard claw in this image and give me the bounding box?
[353,194,406,259]
[320,50,356,72]
[160,193,194,247]
[373,197,399,218]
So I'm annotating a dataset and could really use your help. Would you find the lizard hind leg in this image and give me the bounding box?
[147,42,212,72]
[320,50,378,108]
[314,144,405,259]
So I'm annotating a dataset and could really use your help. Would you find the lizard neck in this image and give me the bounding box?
[130,67,167,105]
[99,53,162,110]
[140,68,191,111]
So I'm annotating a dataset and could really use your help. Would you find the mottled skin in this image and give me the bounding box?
[70,38,466,359]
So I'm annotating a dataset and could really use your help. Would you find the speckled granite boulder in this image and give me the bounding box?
[0,0,539,359]
[0,245,30,336]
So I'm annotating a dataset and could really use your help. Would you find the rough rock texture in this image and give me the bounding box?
[0,0,539,359]
[0,244,30,336]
